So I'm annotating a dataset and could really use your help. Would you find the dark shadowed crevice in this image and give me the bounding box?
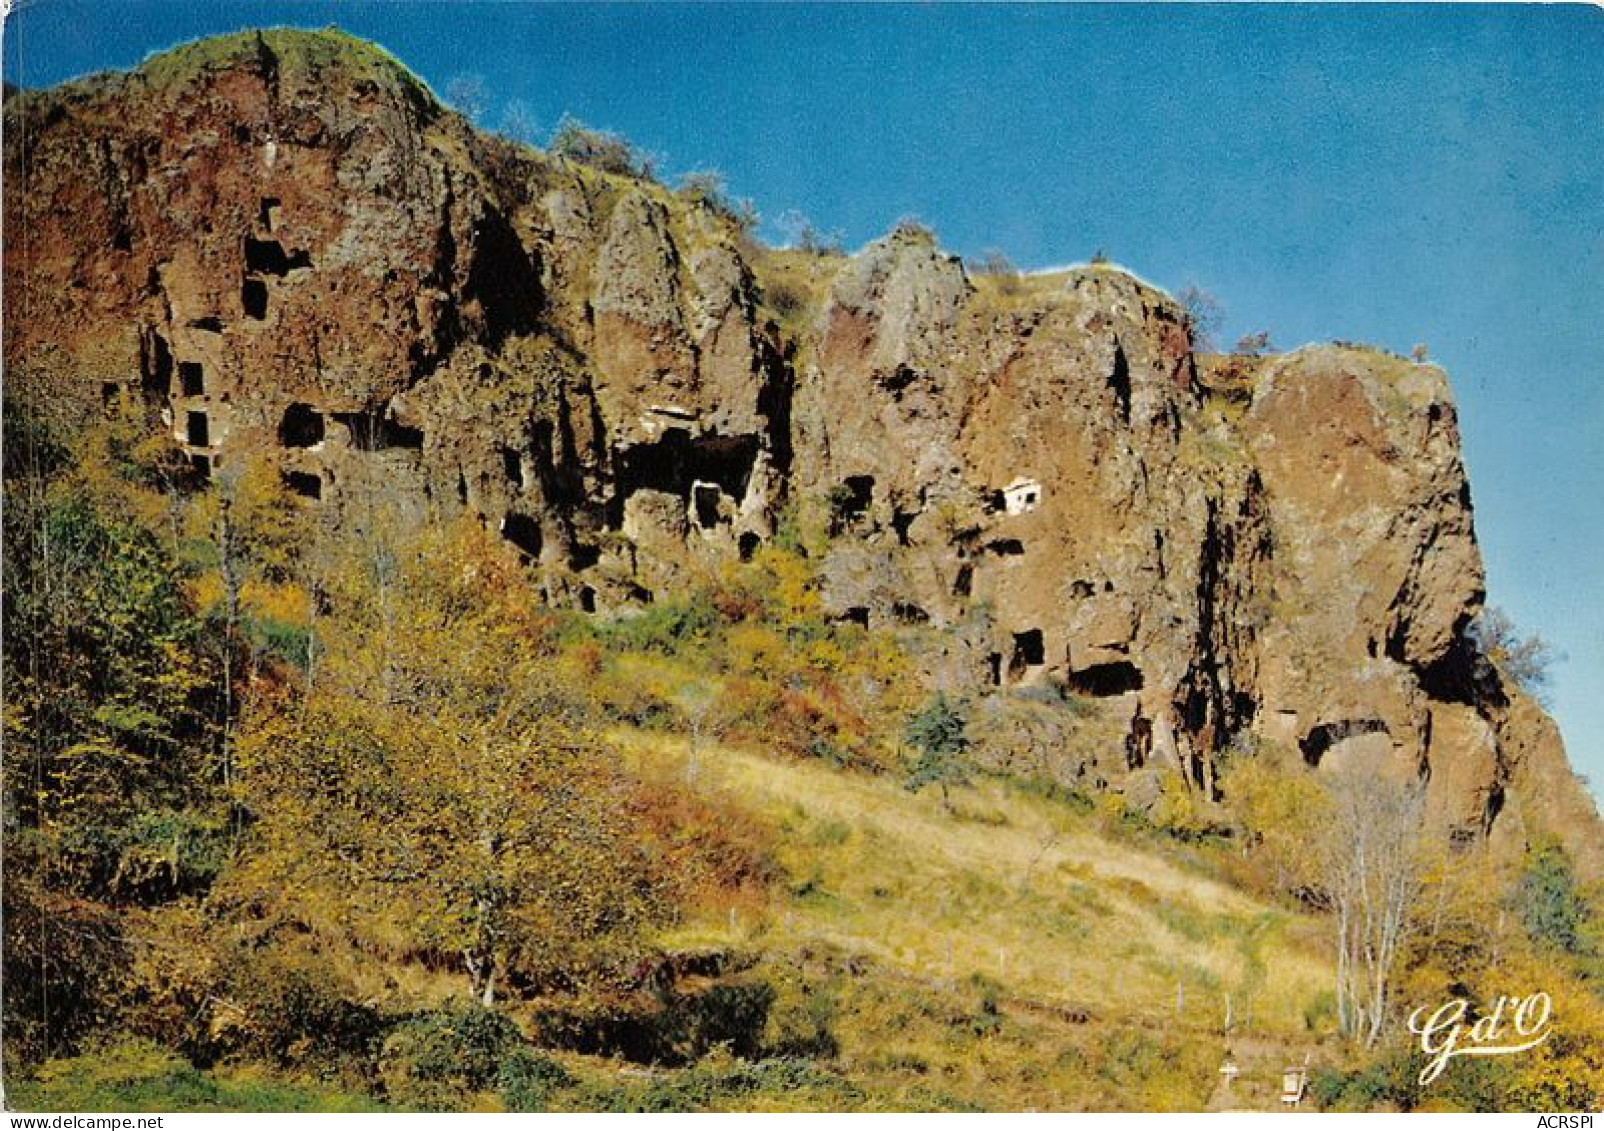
[1405,621,1507,710]
[1109,340,1131,424]
[465,206,542,345]
[501,445,525,489]
[141,330,173,400]
[892,602,929,625]
[891,508,916,547]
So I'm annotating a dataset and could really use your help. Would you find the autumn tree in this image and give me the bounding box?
[1471,605,1555,700]
[235,520,669,1003]
[182,457,309,830]
[2,387,225,1064]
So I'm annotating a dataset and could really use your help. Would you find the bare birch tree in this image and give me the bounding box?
[1317,760,1428,1047]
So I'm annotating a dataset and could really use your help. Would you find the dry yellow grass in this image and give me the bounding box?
[618,730,1332,1039]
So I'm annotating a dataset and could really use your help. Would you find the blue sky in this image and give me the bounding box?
[7,3,1600,799]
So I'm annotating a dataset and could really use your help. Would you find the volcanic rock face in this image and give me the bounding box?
[5,30,1596,866]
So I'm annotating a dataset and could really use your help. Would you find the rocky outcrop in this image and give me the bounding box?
[5,29,1597,869]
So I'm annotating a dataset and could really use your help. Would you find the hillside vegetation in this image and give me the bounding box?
[6,383,1602,1113]
[4,28,1603,1113]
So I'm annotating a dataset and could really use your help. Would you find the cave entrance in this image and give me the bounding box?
[283,470,323,500]
[334,411,424,452]
[142,331,174,400]
[500,513,542,560]
[185,411,210,447]
[279,404,325,448]
[831,475,875,529]
[179,361,205,398]
[1067,662,1145,697]
[1299,719,1390,768]
[738,532,761,562]
[244,237,311,276]
[1008,629,1045,682]
[242,278,268,320]
[692,483,722,530]
[502,446,525,490]
[613,429,760,518]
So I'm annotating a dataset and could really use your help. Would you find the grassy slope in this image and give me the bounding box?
[603,729,1337,1110]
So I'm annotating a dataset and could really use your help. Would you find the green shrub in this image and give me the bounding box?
[584,1057,859,1112]
[549,115,654,179]
[379,1004,524,1110]
[1517,839,1592,954]
[210,954,385,1078]
[595,595,720,657]
[10,1039,388,1113]
[496,1049,574,1112]
[1303,989,1338,1033]
[1307,1051,1419,1112]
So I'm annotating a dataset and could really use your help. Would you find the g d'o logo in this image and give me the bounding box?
[1408,992,1554,1086]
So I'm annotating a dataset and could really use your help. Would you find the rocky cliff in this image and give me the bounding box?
[5,29,1596,870]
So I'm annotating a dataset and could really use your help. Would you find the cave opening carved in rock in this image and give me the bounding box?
[1008,628,1045,682]
[242,278,268,320]
[244,236,311,276]
[613,429,759,517]
[279,403,325,448]
[500,512,542,560]
[1299,718,1390,768]
[179,361,205,398]
[692,482,722,529]
[832,475,875,528]
[142,331,174,400]
[1068,662,1145,697]
[185,410,210,447]
[334,411,424,452]
[283,470,322,500]
[502,446,525,490]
